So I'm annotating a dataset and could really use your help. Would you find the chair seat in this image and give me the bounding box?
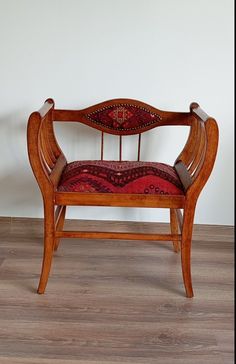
[57,160,184,195]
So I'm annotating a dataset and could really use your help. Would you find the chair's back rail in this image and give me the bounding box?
[53,99,192,134]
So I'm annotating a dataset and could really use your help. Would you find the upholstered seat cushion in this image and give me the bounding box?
[58,161,184,195]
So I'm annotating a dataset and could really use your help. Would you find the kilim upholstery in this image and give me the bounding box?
[27,98,219,297]
[58,161,184,195]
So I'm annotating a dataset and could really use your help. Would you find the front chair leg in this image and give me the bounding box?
[37,205,55,294]
[181,208,195,298]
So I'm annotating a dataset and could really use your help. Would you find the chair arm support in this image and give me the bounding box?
[186,118,219,199]
[174,161,192,191]
[174,103,219,199]
[27,112,54,196]
[27,99,67,197]
[50,154,67,187]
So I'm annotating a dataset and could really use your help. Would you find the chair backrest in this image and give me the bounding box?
[53,98,192,162]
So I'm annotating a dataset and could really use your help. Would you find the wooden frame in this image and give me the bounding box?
[27,98,219,297]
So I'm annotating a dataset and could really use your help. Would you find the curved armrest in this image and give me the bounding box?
[27,100,67,199]
[175,103,219,199]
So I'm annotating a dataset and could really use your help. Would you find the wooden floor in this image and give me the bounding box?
[0,217,234,364]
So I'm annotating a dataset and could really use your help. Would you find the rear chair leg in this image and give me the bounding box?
[181,208,195,298]
[37,204,55,294]
[54,206,66,251]
[170,209,180,253]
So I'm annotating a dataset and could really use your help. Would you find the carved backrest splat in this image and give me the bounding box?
[86,103,162,133]
[52,98,193,162]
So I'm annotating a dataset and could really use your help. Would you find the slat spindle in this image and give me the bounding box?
[137,134,141,161]
[119,135,122,161]
[101,132,104,160]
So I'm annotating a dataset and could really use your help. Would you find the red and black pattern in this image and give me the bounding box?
[58,161,184,195]
[86,104,162,131]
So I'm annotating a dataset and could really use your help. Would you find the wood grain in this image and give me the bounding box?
[0,217,234,364]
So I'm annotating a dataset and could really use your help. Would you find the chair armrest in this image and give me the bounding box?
[175,103,219,200]
[190,102,210,122]
[27,100,67,199]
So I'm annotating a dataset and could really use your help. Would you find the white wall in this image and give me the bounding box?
[0,0,234,225]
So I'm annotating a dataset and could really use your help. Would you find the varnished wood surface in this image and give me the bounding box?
[0,217,234,364]
[27,99,219,296]
[54,192,185,208]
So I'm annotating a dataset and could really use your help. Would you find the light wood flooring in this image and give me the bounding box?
[0,217,234,364]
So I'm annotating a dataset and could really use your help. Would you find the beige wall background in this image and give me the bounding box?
[0,0,234,224]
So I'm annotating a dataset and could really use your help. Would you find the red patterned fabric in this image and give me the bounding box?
[58,161,184,195]
[86,104,162,132]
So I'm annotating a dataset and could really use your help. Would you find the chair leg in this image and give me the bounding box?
[181,207,195,298]
[170,209,180,253]
[54,206,66,251]
[37,204,55,294]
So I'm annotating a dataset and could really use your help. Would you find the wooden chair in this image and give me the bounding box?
[27,98,218,297]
